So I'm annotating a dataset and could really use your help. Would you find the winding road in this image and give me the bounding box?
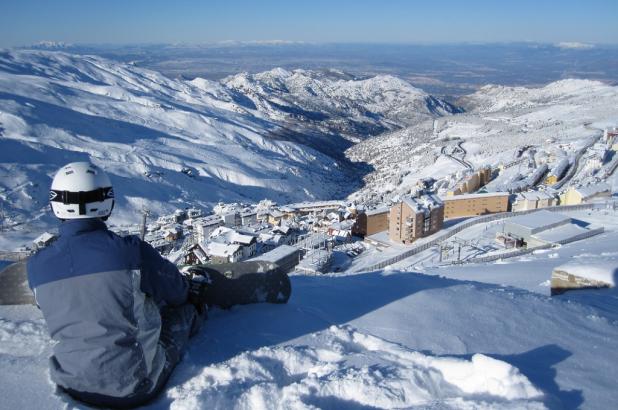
[440,142,473,170]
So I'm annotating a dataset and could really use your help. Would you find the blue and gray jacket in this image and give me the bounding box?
[27,219,189,398]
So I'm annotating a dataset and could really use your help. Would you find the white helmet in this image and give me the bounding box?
[49,162,115,220]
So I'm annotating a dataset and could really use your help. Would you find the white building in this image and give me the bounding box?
[240,210,258,225]
[33,232,56,249]
[195,215,224,243]
[186,208,203,219]
[512,191,558,212]
[209,226,257,260]
[206,242,243,263]
[222,212,241,227]
[561,183,612,205]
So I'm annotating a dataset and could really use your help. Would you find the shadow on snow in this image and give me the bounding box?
[152,271,582,409]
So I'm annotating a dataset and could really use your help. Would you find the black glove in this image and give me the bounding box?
[187,275,210,314]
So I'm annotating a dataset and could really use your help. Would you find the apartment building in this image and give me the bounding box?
[442,192,510,219]
[352,207,389,237]
[560,183,611,205]
[447,166,492,196]
[389,195,444,244]
[511,191,558,212]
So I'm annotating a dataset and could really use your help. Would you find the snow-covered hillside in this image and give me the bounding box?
[0,50,462,241]
[2,49,618,410]
[223,68,461,141]
[0,51,335,224]
[0,51,347,232]
[460,80,617,113]
[348,79,618,202]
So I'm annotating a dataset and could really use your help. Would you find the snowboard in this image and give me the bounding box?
[185,261,292,309]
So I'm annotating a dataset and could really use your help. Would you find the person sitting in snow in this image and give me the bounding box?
[27,162,290,408]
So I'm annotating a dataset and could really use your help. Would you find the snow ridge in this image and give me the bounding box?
[223,68,460,139]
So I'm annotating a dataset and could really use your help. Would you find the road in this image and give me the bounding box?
[552,133,602,190]
[440,142,472,170]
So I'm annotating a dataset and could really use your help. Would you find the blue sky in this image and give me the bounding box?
[1,0,616,47]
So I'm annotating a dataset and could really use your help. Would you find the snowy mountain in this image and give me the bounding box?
[0,50,463,240]
[0,51,364,231]
[348,79,618,203]
[460,79,618,113]
[223,68,461,142]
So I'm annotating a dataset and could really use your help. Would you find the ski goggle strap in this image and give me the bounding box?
[49,187,114,205]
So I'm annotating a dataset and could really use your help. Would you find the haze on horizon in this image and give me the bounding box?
[1,0,617,48]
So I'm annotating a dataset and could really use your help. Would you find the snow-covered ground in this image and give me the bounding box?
[2,261,617,409]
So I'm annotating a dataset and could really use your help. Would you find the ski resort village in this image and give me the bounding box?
[14,126,618,292]
[1,47,618,409]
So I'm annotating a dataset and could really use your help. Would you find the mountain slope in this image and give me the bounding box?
[0,50,464,239]
[223,68,461,142]
[0,50,362,229]
[348,79,618,203]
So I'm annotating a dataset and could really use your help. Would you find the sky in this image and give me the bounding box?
[0,0,617,47]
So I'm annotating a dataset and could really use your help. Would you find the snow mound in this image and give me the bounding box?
[168,325,543,409]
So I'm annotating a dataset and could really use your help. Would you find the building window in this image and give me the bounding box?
[423,216,431,233]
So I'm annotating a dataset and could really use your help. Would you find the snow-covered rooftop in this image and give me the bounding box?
[206,242,242,257]
[365,206,390,216]
[531,223,591,244]
[506,210,571,230]
[285,200,345,210]
[33,232,55,244]
[548,157,570,178]
[402,194,443,212]
[195,215,224,226]
[517,191,556,201]
[573,182,611,199]
[252,245,299,263]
